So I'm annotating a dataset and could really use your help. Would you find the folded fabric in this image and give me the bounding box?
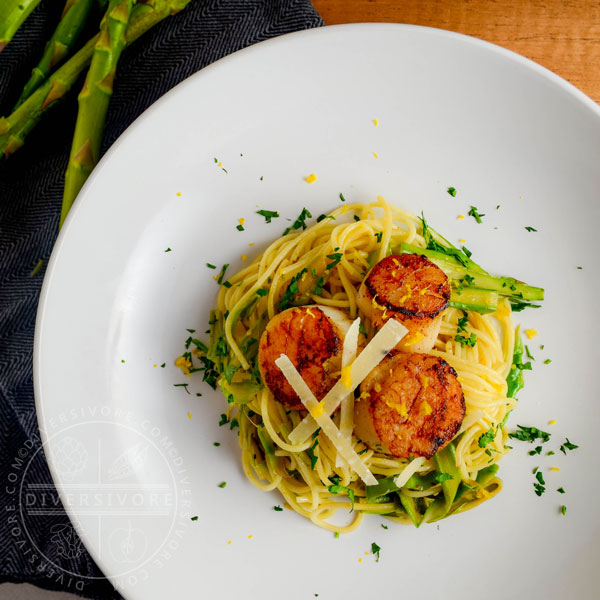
[0,1,323,598]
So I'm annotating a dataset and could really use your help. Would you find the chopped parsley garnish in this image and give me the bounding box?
[213,442,220,447]
[478,427,495,448]
[256,288,269,297]
[371,542,381,562]
[524,226,538,232]
[218,481,227,488]
[339,193,346,202]
[462,273,475,287]
[216,263,229,284]
[236,224,244,231]
[317,213,334,223]
[544,359,552,365]
[456,312,468,333]
[467,205,485,223]
[560,504,567,515]
[218,413,228,426]
[273,505,283,511]
[326,250,343,270]
[509,300,541,312]
[283,207,312,235]
[256,209,279,223]
[534,471,546,496]
[509,425,551,443]
[461,245,472,258]
[557,487,565,494]
[525,345,535,360]
[353,215,360,222]
[434,473,454,483]
[190,515,198,521]
[455,332,477,347]
[381,523,388,530]
[447,187,456,197]
[559,438,579,454]
[206,263,216,269]
[375,231,383,243]
[164,247,172,253]
[229,418,239,430]
[160,363,166,368]
[279,268,308,311]
[174,383,190,394]
[313,276,324,295]
[328,484,355,506]
[528,446,542,456]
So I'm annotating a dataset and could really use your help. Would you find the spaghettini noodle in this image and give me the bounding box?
[192,196,526,533]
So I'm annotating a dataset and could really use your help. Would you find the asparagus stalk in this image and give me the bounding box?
[13,0,96,110]
[397,242,545,302]
[0,0,191,159]
[61,0,135,227]
[0,0,43,52]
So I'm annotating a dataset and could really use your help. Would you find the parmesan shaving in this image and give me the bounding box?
[275,354,378,486]
[394,456,425,489]
[288,318,408,445]
[336,318,360,468]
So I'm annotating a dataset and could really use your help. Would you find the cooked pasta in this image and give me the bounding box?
[187,196,540,533]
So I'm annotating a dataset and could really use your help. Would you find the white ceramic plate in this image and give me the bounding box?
[35,24,600,600]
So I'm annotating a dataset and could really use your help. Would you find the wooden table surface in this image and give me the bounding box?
[312,0,600,105]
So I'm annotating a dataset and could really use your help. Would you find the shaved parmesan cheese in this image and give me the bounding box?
[289,318,408,445]
[337,318,360,468]
[275,354,378,486]
[394,456,425,489]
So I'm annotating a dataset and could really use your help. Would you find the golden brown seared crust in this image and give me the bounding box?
[258,306,345,411]
[357,253,451,353]
[355,353,465,459]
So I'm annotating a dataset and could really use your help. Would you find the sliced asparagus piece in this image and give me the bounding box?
[397,242,544,302]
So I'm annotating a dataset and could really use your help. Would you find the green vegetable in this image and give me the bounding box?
[468,205,485,223]
[257,425,277,472]
[509,425,551,443]
[455,332,477,347]
[14,0,96,110]
[398,492,422,527]
[559,438,579,454]
[447,187,456,197]
[506,332,529,399]
[423,442,461,523]
[256,209,279,223]
[397,243,544,303]
[0,0,43,52]
[283,207,312,235]
[371,542,381,562]
[0,1,191,161]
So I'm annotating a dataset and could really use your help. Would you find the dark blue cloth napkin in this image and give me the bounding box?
[0,1,323,597]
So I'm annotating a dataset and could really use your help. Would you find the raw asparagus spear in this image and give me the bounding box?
[0,0,43,52]
[61,0,135,227]
[0,0,191,159]
[13,0,96,110]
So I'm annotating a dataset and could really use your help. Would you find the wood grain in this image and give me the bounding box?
[312,0,600,105]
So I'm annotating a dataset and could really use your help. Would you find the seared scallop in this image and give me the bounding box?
[258,305,352,410]
[357,253,450,353]
[354,352,465,459]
